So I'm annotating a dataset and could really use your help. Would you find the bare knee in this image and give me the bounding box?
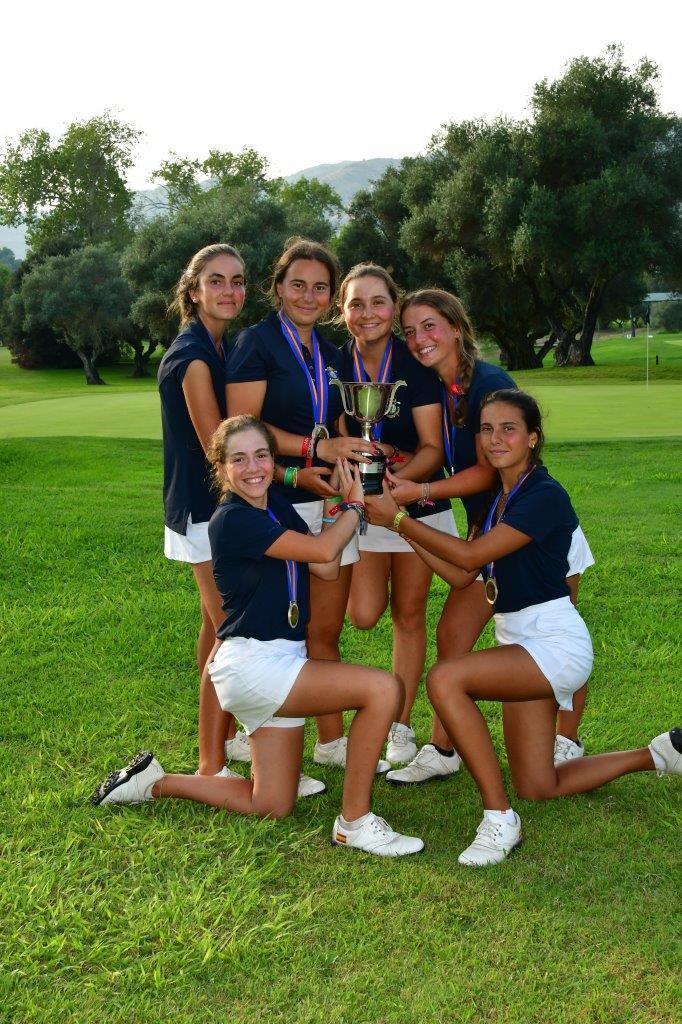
[391,604,426,635]
[252,796,296,820]
[366,670,402,716]
[513,779,556,802]
[348,606,383,631]
[426,660,464,705]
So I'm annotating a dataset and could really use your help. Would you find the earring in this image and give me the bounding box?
[529,442,536,449]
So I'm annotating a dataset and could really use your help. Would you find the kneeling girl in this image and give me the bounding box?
[365,389,681,865]
[93,416,424,858]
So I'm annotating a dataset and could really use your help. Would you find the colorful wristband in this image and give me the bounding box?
[393,510,409,533]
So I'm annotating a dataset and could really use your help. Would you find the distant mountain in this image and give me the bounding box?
[285,157,399,206]
[1,157,401,260]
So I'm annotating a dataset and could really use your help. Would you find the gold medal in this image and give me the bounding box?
[484,578,499,605]
[311,423,329,452]
[288,601,300,629]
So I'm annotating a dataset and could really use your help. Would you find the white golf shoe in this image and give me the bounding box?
[386,744,461,785]
[332,813,424,857]
[91,751,164,806]
[458,812,523,867]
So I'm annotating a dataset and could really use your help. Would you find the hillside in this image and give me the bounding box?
[0,157,401,260]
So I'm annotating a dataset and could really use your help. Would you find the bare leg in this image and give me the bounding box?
[347,551,391,630]
[427,645,657,812]
[307,565,353,744]
[192,561,234,774]
[556,575,586,742]
[278,659,401,820]
[153,726,303,819]
[431,580,492,748]
[503,700,654,800]
[556,684,587,743]
[389,552,432,724]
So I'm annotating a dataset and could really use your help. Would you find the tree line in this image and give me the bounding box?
[1,45,680,383]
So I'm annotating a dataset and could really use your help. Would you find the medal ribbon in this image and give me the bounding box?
[266,508,298,623]
[441,379,462,475]
[278,310,328,430]
[482,465,537,586]
[351,337,393,441]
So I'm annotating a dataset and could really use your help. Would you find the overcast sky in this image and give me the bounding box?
[3,0,681,189]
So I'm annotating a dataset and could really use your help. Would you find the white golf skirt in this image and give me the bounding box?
[494,596,593,710]
[164,513,212,564]
[209,636,307,735]
[359,507,458,554]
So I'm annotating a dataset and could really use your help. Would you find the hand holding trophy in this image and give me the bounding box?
[329,372,406,494]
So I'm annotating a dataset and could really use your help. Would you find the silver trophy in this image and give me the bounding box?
[329,375,406,494]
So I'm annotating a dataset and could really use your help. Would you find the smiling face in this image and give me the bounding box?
[222,427,275,507]
[189,254,246,326]
[342,275,395,349]
[479,401,539,476]
[276,258,331,330]
[402,304,461,372]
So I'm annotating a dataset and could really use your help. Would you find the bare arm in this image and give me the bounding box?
[365,482,531,571]
[406,538,478,590]
[388,402,444,484]
[182,360,224,454]
[387,432,497,506]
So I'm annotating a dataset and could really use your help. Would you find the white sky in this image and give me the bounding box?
[3,0,681,190]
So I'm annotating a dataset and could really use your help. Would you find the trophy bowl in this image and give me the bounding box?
[329,377,406,494]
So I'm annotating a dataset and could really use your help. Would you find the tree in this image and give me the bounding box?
[363,47,682,367]
[0,113,140,250]
[20,244,132,383]
[0,246,19,271]
[125,148,343,343]
[1,236,83,369]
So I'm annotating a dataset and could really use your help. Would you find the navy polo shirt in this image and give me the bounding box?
[158,319,228,534]
[210,491,310,642]
[338,337,451,520]
[483,467,578,614]
[448,360,516,525]
[227,312,345,504]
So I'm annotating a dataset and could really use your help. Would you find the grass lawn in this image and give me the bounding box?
[1,346,681,1023]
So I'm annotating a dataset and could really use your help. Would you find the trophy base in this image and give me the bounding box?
[359,455,386,495]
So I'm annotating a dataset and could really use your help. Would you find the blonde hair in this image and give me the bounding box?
[337,263,402,333]
[401,289,479,426]
[207,415,277,499]
[169,244,244,325]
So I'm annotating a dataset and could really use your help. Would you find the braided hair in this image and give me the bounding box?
[400,289,479,427]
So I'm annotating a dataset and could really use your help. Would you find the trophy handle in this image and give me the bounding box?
[385,379,407,418]
[328,375,354,418]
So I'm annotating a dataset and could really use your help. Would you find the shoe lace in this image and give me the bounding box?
[369,815,394,837]
[475,818,502,842]
[554,736,572,759]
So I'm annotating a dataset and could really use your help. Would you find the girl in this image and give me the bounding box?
[337,265,452,766]
[92,417,424,858]
[365,390,681,865]
[158,244,246,777]
[386,290,593,783]
[226,239,374,768]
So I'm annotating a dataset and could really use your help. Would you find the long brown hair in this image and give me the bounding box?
[401,288,479,426]
[169,244,244,325]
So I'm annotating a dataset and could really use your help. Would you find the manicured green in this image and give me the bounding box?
[1,348,680,1023]
[1,338,681,442]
